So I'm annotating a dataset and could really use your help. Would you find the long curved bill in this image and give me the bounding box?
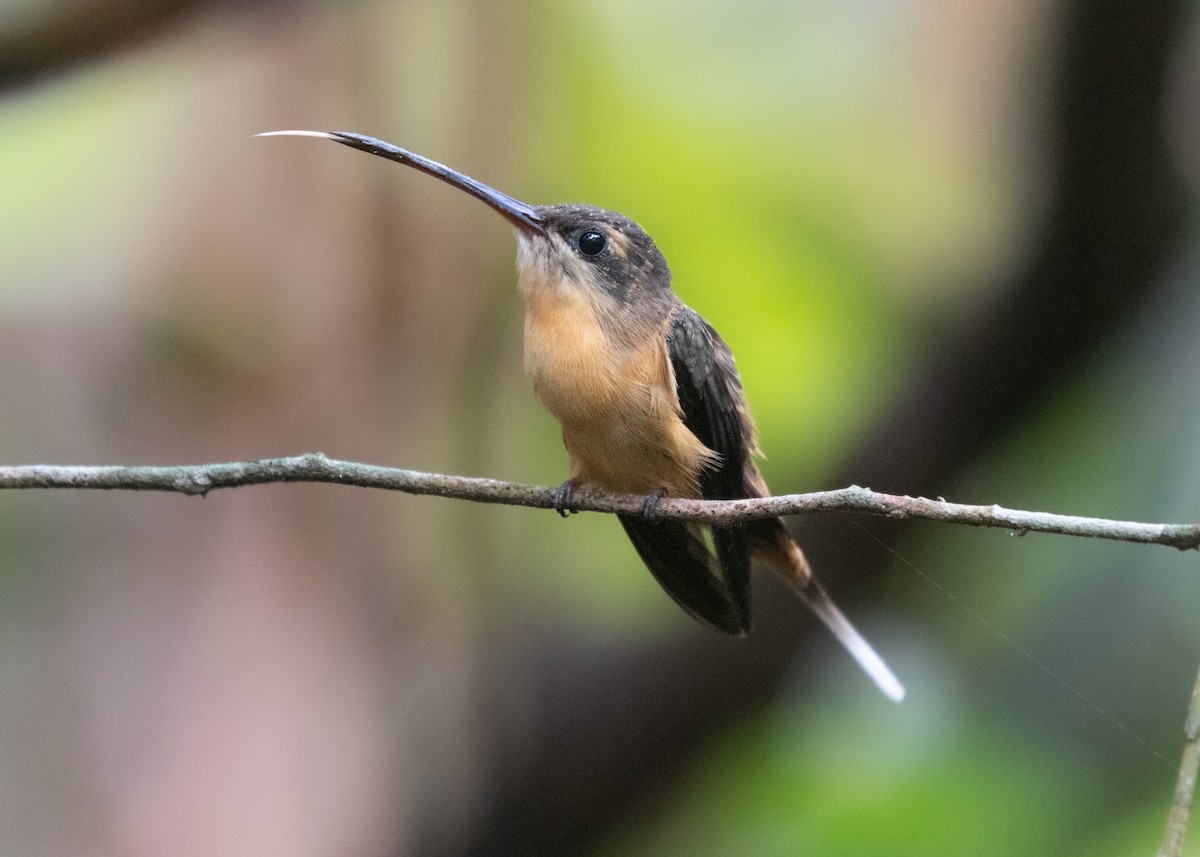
[256,130,547,236]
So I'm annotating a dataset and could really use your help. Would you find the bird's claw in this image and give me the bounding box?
[639,490,664,523]
[552,479,578,518]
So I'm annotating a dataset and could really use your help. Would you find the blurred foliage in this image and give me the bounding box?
[0,60,178,310]
[0,1,1197,856]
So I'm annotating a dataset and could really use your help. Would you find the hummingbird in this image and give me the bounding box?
[259,130,904,701]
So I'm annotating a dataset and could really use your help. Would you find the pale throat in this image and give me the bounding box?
[514,253,713,497]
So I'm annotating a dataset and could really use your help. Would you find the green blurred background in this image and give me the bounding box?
[1,0,1198,855]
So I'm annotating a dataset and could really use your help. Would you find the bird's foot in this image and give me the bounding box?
[639,489,665,523]
[551,479,579,518]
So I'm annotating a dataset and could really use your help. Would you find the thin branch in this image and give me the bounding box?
[1158,662,1200,857]
[0,453,1197,551]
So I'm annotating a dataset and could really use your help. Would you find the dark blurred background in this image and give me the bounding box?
[1,1,1199,855]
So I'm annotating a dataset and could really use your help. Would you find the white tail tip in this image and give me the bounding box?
[791,578,906,702]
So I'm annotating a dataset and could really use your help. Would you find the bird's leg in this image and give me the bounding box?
[639,488,665,523]
[551,478,579,518]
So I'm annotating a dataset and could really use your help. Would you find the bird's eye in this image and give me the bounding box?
[577,230,607,257]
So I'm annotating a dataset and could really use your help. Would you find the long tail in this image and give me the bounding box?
[784,573,906,702]
[757,524,905,702]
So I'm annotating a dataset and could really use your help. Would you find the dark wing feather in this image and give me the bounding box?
[665,306,754,630]
[618,515,745,635]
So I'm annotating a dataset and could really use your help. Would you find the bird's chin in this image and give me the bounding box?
[514,233,561,280]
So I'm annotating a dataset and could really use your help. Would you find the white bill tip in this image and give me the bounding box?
[253,130,337,139]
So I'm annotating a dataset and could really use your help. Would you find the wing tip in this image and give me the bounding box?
[619,515,747,636]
